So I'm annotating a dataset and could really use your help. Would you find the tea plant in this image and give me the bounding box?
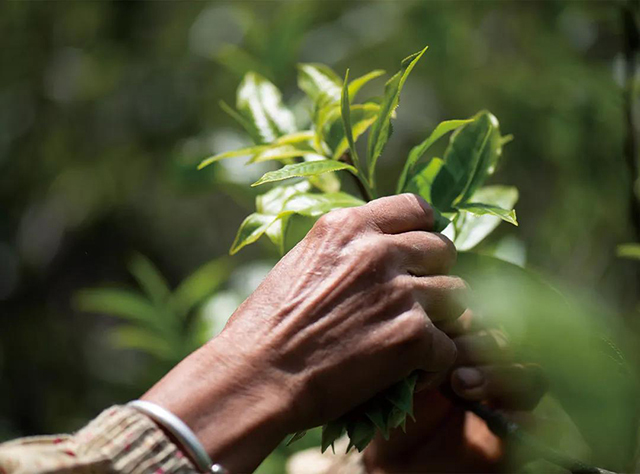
[198,47,521,453]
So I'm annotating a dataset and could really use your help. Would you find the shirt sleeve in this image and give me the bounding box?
[0,405,198,474]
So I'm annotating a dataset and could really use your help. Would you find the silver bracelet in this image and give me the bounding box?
[128,400,228,474]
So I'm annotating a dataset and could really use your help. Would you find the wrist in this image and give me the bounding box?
[142,332,294,473]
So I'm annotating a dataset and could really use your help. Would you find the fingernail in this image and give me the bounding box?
[455,367,484,390]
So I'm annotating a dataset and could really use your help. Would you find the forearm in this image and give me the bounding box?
[141,333,293,473]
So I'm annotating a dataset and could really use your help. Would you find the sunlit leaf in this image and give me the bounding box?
[340,69,361,168]
[333,103,380,159]
[274,131,315,145]
[251,161,356,187]
[248,144,313,163]
[237,72,296,144]
[297,63,342,104]
[229,213,278,255]
[617,243,640,260]
[397,119,472,193]
[198,145,268,170]
[282,192,364,216]
[219,100,262,144]
[453,186,519,251]
[367,47,428,181]
[457,202,518,226]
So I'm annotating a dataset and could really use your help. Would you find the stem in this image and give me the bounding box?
[341,152,375,201]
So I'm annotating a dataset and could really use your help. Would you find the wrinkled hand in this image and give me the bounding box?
[143,194,467,472]
[364,310,547,474]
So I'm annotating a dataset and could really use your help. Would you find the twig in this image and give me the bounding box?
[340,152,374,201]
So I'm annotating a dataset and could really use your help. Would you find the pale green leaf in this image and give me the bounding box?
[248,144,313,163]
[298,63,342,104]
[617,243,640,260]
[256,181,312,215]
[274,131,315,145]
[172,258,230,317]
[453,186,519,251]
[219,100,262,144]
[237,72,296,144]
[109,326,179,362]
[198,145,268,170]
[229,213,278,255]
[333,103,379,159]
[456,202,518,226]
[282,192,364,217]
[340,69,361,169]
[251,161,356,187]
[367,46,428,181]
[397,119,473,193]
[347,69,385,101]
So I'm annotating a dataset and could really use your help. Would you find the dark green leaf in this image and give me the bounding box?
[384,373,418,419]
[286,431,307,446]
[397,119,472,193]
[128,254,171,306]
[364,399,394,440]
[346,417,376,452]
[403,157,444,203]
[430,111,502,211]
[321,419,346,453]
[367,47,428,181]
[251,161,356,187]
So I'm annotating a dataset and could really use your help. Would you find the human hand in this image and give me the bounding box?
[143,194,467,472]
[364,310,547,473]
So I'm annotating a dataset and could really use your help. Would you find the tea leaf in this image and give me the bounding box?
[397,119,472,193]
[384,373,418,419]
[75,288,158,326]
[333,103,379,159]
[403,157,444,203]
[367,46,428,181]
[229,213,278,254]
[247,144,313,164]
[219,100,262,144]
[456,202,518,226]
[340,69,361,169]
[453,186,519,250]
[198,145,268,170]
[286,431,307,446]
[321,419,345,453]
[617,243,640,260]
[364,398,394,440]
[348,69,385,101]
[297,63,341,104]
[237,72,296,143]
[172,258,230,318]
[129,254,171,306]
[346,417,376,452]
[251,161,356,187]
[282,192,364,216]
[431,111,502,211]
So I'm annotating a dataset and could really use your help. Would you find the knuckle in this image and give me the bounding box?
[315,208,361,233]
[400,193,434,224]
[353,235,391,262]
[433,233,457,269]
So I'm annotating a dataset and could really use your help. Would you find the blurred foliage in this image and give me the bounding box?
[0,1,639,473]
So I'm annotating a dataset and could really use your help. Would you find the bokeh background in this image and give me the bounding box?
[1,1,639,472]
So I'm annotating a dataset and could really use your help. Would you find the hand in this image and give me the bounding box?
[364,310,547,474]
[142,194,466,473]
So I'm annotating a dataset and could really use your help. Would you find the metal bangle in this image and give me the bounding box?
[128,400,228,474]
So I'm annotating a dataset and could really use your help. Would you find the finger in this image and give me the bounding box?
[363,193,434,234]
[437,309,481,337]
[388,231,456,276]
[408,275,469,323]
[454,329,511,366]
[422,322,458,372]
[415,370,448,392]
[451,364,547,410]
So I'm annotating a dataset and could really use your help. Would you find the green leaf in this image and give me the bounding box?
[172,258,230,318]
[431,111,502,211]
[617,243,640,260]
[109,326,179,362]
[229,213,279,255]
[297,63,342,104]
[75,288,159,326]
[321,419,345,453]
[198,145,268,170]
[286,431,307,446]
[282,192,365,217]
[274,131,315,145]
[340,69,361,169]
[251,161,356,187]
[237,72,296,144]
[384,373,418,419]
[346,417,376,452]
[333,103,379,159]
[247,144,313,164]
[388,406,408,431]
[219,100,262,144]
[364,399,394,440]
[347,69,385,101]
[403,157,444,203]
[457,202,518,226]
[397,119,473,193]
[367,46,428,182]
[453,186,519,251]
[256,181,313,215]
[128,254,171,306]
